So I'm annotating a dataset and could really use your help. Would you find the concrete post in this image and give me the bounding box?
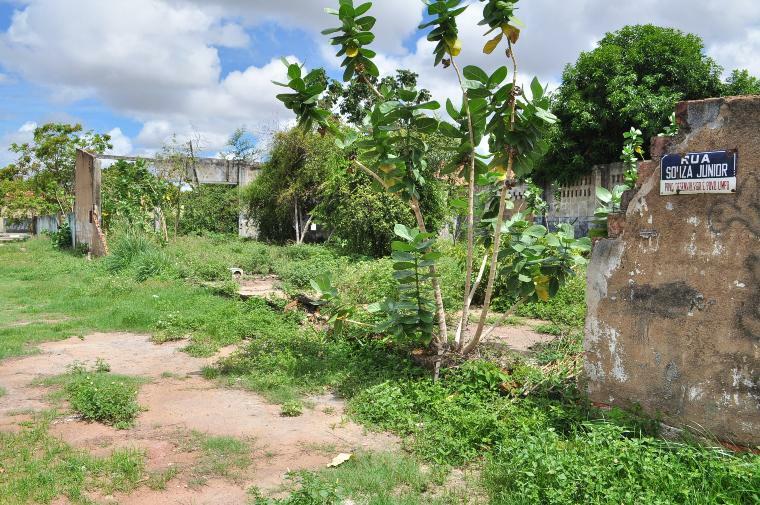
[74,149,107,256]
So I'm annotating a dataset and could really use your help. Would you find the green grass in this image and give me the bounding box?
[2,235,758,505]
[177,431,253,487]
[146,466,180,491]
[0,238,243,358]
[0,412,145,504]
[251,452,473,505]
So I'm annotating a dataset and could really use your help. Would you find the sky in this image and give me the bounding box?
[0,0,758,165]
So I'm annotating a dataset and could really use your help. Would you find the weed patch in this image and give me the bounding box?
[482,423,760,505]
[44,362,145,428]
[251,452,472,505]
[178,431,252,487]
[0,413,145,503]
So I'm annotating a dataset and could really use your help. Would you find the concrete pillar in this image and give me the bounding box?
[74,149,107,256]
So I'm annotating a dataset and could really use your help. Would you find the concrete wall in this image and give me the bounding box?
[74,150,107,256]
[584,96,760,447]
[545,163,626,236]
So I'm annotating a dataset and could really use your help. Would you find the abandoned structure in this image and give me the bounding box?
[71,151,260,255]
[585,95,760,447]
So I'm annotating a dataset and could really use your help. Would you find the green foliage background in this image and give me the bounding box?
[179,185,240,235]
[540,25,758,184]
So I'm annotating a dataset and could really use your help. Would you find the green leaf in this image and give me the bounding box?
[596,186,612,204]
[488,66,508,87]
[354,2,373,16]
[463,65,489,83]
[287,64,301,80]
[414,101,441,110]
[379,100,401,113]
[524,225,547,238]
[391,241,416,252]
[393,223,414,241]
[530,77,544,100]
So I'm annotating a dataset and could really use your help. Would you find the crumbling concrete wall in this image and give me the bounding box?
[74,150,107,256]
[585,95,760,447]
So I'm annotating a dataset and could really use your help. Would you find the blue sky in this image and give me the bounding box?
[0,0,758,164]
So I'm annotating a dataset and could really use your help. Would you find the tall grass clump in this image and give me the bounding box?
[105,224,176,281]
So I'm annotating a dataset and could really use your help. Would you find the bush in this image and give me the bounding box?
[49,220,72,250]
[242,129,341,243]
[63,366,142,428]
[314,170,446,258]
[482,422,760,505]
[514,270,587,328]
[243,127,449,257]
[105,224,177,281]
[179,185,239,235]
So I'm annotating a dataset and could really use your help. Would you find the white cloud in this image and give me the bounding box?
[0,0,758,159]
[188,0,424,56]
[0,121,36,166]
[0,0,296,153]
[18,120,36,133]
[106,127,133,155]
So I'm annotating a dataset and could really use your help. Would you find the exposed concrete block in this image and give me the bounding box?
[607,212,626,239]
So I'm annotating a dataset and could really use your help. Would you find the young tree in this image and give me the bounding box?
[6,123,111,214]
[274,0,588,357]
[101,159,170,232]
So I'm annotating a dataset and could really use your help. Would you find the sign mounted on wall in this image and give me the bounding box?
[660,150,737,195]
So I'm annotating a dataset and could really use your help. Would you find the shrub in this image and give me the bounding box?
[105,225,157,273]
[179,185,240,235]
[242,129,341,244]
[314,170,446,258]
[280,401,303,417]
[64,368,142,428]
[49,220,72,250]
[492,267,587,328]
[105,224,177,281]
[482,422,760,505]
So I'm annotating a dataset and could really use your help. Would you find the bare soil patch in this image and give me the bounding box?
[0,332,397,504]
[238,275,287,300]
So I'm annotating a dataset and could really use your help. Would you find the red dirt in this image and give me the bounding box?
[0,332,397,504]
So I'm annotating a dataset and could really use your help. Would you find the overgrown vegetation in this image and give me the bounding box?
[0,412,145,503]
[2,237,758,504]
[43,361,144,428]
[242,128,447,256]
[251,452,469,505]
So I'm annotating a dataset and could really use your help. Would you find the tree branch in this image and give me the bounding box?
[449,55,478,349]
[462,40,519,356]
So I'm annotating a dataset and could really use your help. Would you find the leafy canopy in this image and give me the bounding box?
[540,25,724,184]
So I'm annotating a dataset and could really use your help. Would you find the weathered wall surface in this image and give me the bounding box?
[585,96,760,446]
[74,150,107,256]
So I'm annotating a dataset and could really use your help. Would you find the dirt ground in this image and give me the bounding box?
[237,276,287,300]
[0,333,397,504]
